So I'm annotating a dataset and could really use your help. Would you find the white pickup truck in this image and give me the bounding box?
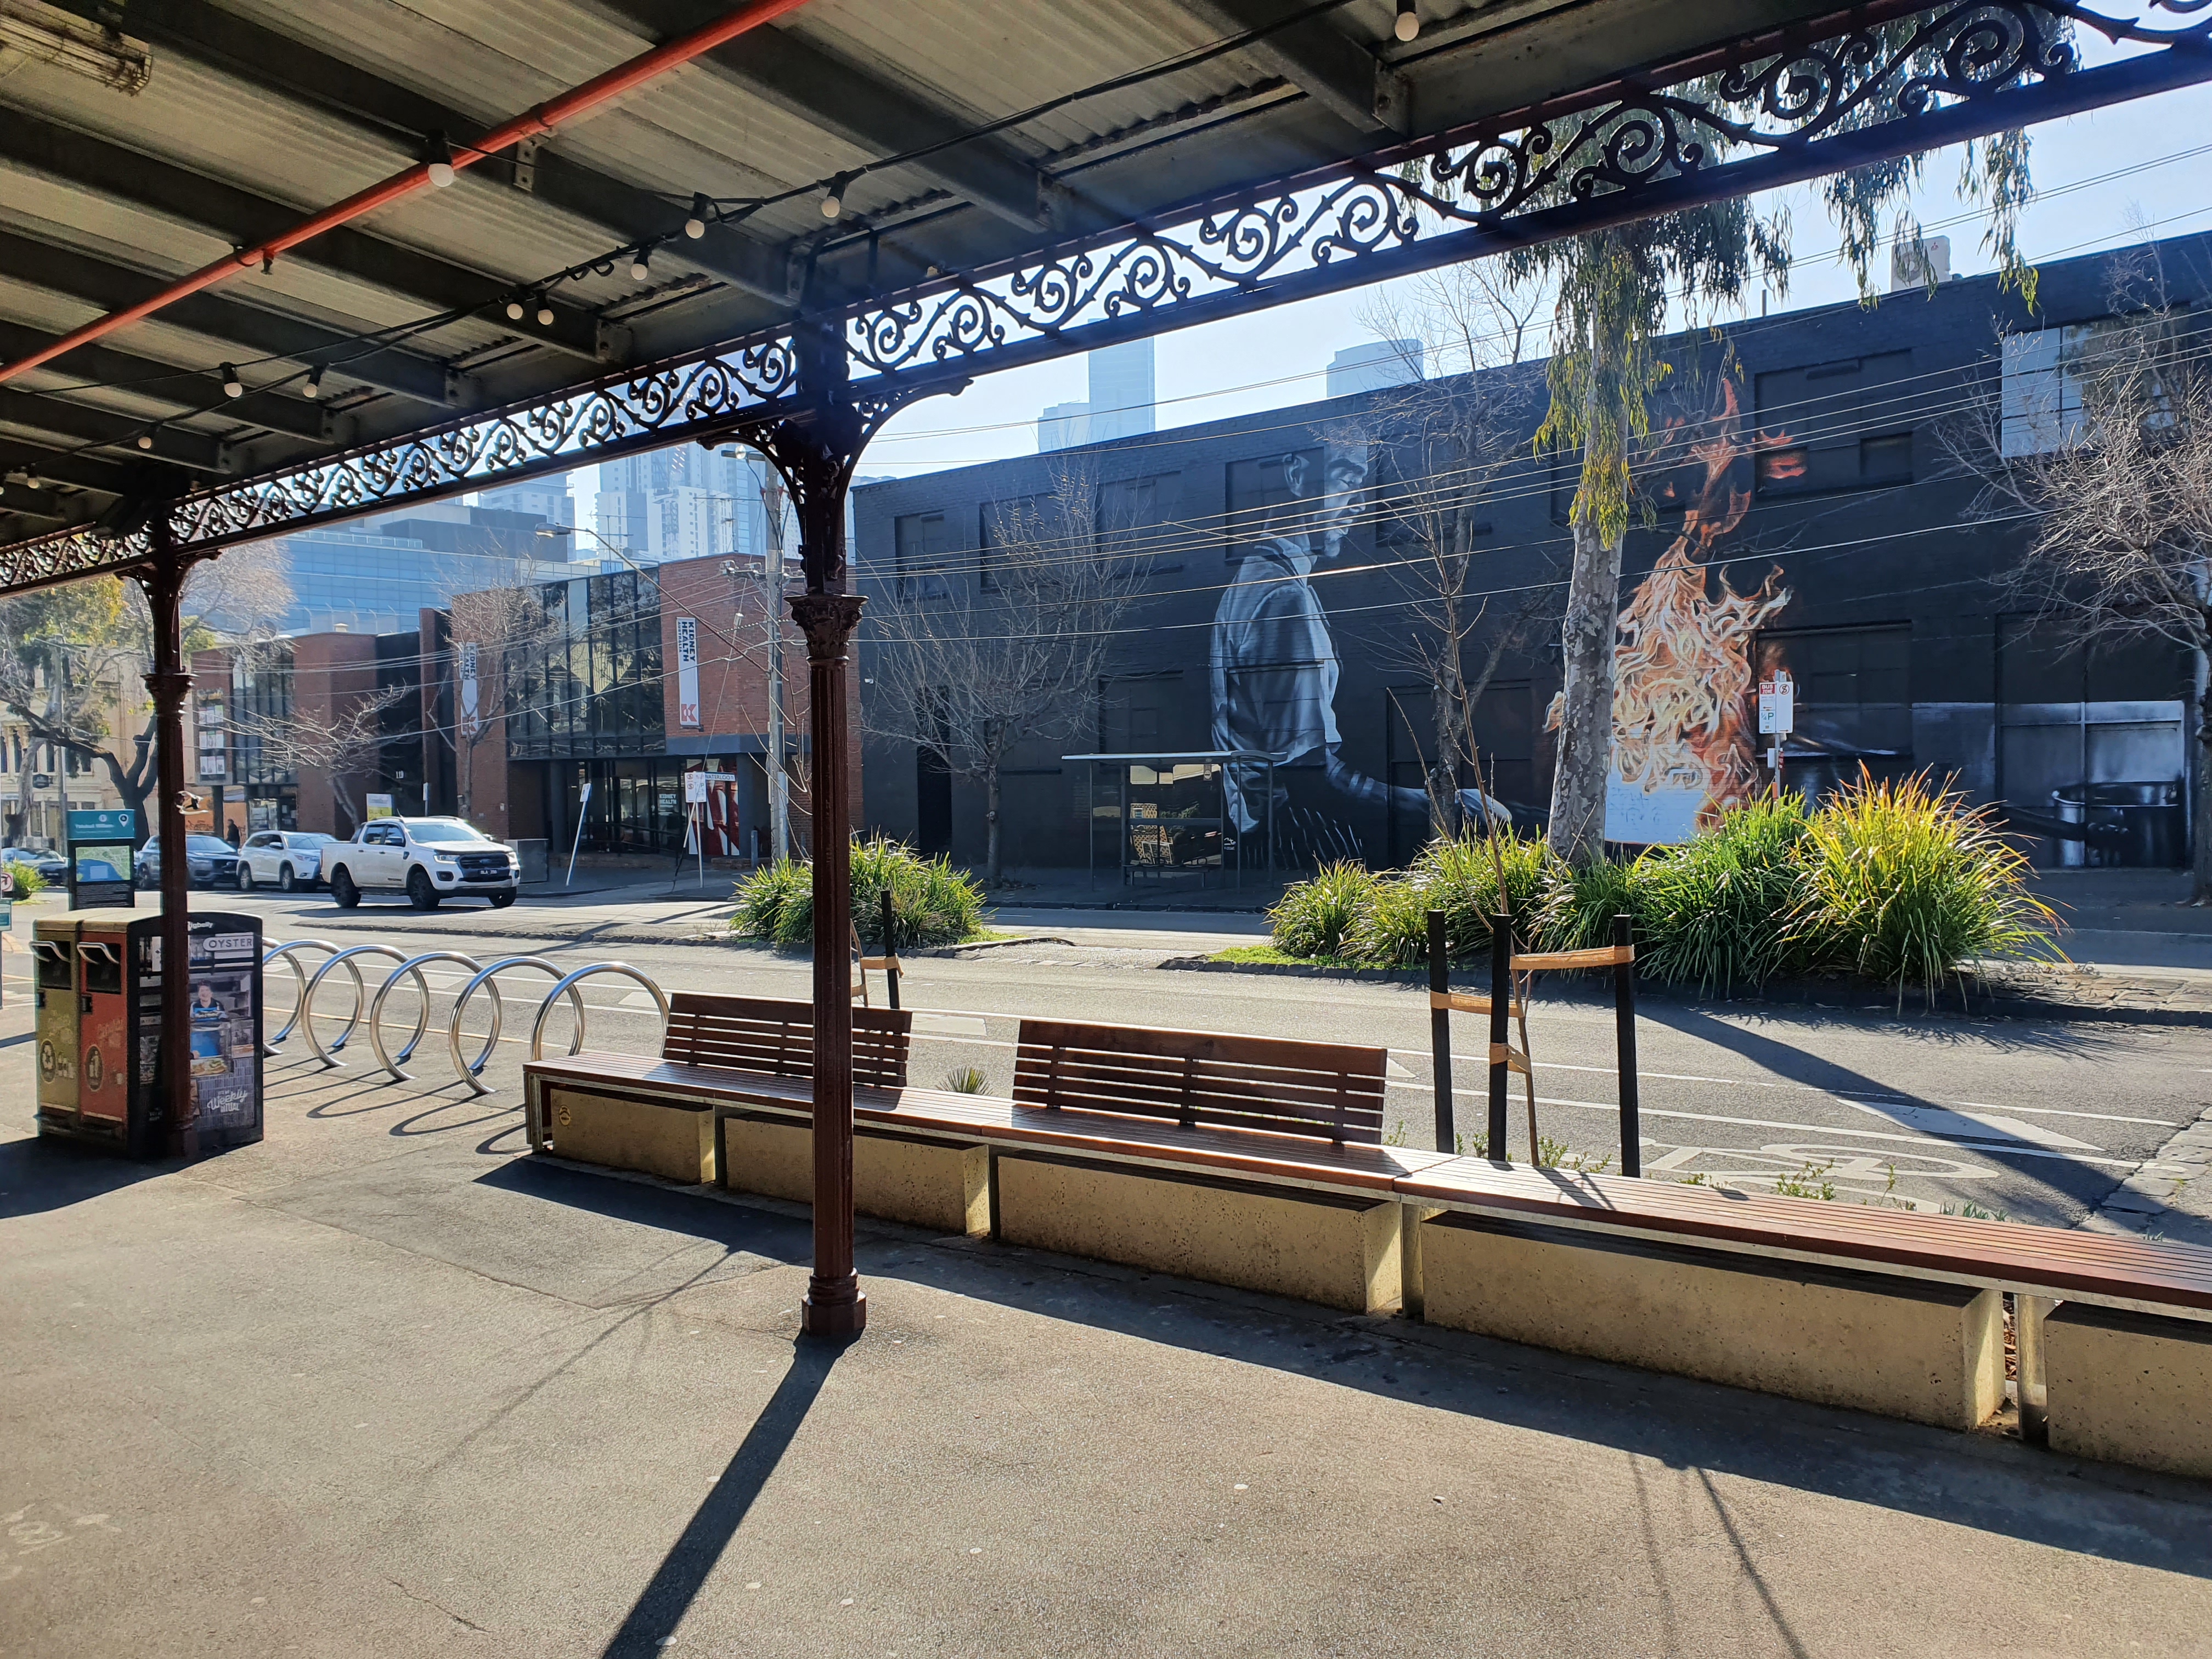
[320,816,520,911]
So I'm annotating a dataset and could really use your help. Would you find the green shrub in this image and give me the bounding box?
[7,862,46,900]
[1268,860,1376,958]
[1633,795,1809,992]
[731,837,985,952]
[1340,874,1432,968]
[1787,770,2057,1003]
[1532,853,1642,955]
[1412,832,1555,962]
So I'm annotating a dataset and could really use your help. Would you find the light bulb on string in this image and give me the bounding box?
[426,133,456,188]
[684,194,710,239]
[534,298,555,326]
[219,363,243,398]
[820,172,854,219]
[629,247,651,281]
[302,366,323,399]
[1395,1,1419,41]
[505,298,525,320]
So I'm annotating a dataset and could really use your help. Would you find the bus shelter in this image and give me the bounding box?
[1066,751,1276,891]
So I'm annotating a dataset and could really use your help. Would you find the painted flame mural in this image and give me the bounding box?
[1550,380,1792,842]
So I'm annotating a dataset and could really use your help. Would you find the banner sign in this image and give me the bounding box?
[676,618,701,729]
[1757,670,1795,736]
[459,641,480,738]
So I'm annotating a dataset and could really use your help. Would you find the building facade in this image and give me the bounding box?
[856,236,2202,877]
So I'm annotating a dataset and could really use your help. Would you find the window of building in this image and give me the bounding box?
[1754,624,1914,782]
[1097,472,1183,573]
[894,510,952,599]
[1753,351,1914,495]
[1226,450,1321,563]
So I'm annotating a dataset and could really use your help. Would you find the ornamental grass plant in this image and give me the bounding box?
[1266,860,1377,959]
[1630,794,1809,992]
[1786,770,2058,1005]
[731,837,986,951]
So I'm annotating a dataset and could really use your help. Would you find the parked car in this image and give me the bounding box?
[320,817,520,911]
[235,830,335,893]
[135,834,244,890]
[3,847,67,882]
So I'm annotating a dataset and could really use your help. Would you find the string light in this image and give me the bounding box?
[219,363,242,398]
[425,133,456,188]
[137,431,154,449]
[302,366,324,399]
[820,172,854,219]
[684,194,710,239]
[505,298,525,320]
[534,297,555,326]
[1395,1,1419,41]
[629,247,651,281]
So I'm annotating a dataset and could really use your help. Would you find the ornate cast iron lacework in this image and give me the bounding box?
[3,0,2209,589]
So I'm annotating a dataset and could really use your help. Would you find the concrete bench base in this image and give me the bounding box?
[995,1153,1403,1315]
[1420,1214,2005,1430]
[546,1087,716,1186]
[719,1113,990,1238]
[2045,1302,2212,1480]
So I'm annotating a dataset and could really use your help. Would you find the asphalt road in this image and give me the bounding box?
[43,884,2212,1232]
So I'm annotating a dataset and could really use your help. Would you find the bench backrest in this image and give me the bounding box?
[663,991,913,1090]
[1013,1017,1387,1146]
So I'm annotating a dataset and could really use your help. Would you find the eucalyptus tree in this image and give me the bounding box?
[1468,43,2036,862]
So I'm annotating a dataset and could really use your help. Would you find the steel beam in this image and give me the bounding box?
[603,0,1053,230]
[0,324,329,443]
[0,390,229,472]
[121,0,794,303]
[0,110,606,362]
[1186,0,1407,134]
[0,229,460,408]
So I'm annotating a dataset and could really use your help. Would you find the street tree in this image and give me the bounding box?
[0,545,290,842]
[1946,260,2212,900]
[865,459,1140,884]
[1356,266,1560,838]
[1459,53,2035,862]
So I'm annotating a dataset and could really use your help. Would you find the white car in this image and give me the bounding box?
[321,817,520,911]
[234,830,336,893]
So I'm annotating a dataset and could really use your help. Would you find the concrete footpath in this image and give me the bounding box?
[4,1027,2211,1655]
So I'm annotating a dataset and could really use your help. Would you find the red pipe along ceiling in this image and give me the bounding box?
[0,0,817,387]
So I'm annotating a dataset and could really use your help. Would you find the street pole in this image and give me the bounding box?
[761,473,790,864]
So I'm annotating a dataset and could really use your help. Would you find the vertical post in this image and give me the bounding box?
[791,588,864,1338]
[1613,912,1640,1178]
[2014,1293,2049,1444]
[1487,911,1510,1163]
[881,887,900,1012]
[139,536,196,1160]
[1427,909,1452,1155]
[761,475,791,863]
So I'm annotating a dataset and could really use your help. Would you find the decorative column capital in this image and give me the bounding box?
[788,592,865,662]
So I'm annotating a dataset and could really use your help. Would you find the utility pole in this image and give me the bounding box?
[760,472,791,863]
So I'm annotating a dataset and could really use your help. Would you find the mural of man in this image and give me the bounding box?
[1209,442,1505,840]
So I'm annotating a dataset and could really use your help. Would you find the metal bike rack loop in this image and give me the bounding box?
[446,956,585,1098]
[366,951,494,1083]
[261,939,346,1049]
[522,963,669,1152]
[528,963,669,1062]
[301,944,415,1069]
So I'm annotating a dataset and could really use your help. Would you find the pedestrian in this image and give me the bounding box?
[225,820,241,851]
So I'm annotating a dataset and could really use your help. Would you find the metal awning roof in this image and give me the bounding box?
[0,0,1897,544]
[2,0,2208,574]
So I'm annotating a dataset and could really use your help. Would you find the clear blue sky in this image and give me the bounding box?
[578,66,2212,524]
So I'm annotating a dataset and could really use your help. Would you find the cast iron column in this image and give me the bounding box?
[138,535,196,1159]
[789,586,864,1335]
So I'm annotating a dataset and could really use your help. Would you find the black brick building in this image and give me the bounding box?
[855,235,2200,878]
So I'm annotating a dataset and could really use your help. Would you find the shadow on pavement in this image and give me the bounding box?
[0,1132,170,1220]
[497,1159,2212,1585]
[599,1340,845,1658]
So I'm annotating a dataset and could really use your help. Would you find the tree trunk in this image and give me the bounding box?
[1548,515,1624,866]
[2194,646,2210,904]
[985,765,1002,887]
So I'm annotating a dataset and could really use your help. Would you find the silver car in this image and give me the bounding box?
[235,830,336,893]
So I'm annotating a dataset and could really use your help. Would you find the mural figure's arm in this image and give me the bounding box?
[1323,748,1513,832]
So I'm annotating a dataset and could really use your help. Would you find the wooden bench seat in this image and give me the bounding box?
[1397,1156,2212,1441]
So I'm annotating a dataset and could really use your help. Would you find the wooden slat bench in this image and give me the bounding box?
[996,1018,1407,1312]
[1396,1156,2212,1449]
[527,992,913,1188]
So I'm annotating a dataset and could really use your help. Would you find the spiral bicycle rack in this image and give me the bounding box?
[365,951,495,1083]
[446,956,589,1098]
[301,944,416,1068]
[261,939,346,1051]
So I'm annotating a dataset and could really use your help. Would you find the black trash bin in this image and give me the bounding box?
[2050,781,2187,869]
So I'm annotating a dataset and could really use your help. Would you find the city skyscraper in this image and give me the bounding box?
[477,470,575,528]
[1036,338,1156,452]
